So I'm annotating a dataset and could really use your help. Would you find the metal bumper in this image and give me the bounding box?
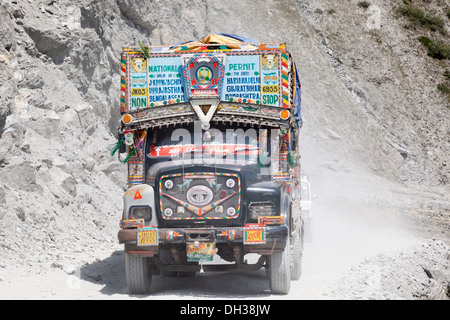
[118,225,288,254]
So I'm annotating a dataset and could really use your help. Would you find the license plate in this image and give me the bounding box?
[186,242,215,262]
[137,228,158,246]
[243,226,266,244]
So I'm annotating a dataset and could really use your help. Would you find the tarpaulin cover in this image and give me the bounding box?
[293,63,302,127]
[175,33,259,48]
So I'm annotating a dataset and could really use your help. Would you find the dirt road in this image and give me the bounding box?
[1,172,448,300]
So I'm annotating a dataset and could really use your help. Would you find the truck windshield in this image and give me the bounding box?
[147,123,269,164]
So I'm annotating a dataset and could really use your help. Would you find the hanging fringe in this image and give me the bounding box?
[110,138,125,156]
[122,148,137,163]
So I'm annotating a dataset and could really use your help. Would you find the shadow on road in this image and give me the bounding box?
[80,250,273,298]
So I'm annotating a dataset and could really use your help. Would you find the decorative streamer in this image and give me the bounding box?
[123,148,137,163]
[138,40,150,59]
[110,137,125,156]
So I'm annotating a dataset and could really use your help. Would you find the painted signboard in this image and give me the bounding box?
[129,56,148,111]
[220,54,280,107]
[221,55,261,103]
[126,53,282,111]
[147,56,187,106]
[260,53,280,107]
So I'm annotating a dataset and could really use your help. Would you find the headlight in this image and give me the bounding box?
[130,206,152,221]
[249,202,275,219]
[226,207,236,216]
[165,179,173,189]
[164,208,173,217]
[226,179,235,188]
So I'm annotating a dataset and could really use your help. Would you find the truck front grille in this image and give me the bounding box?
[158,172,241,221]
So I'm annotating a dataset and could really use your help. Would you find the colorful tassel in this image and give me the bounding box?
[110,138,124,156]
[122,148,137,163]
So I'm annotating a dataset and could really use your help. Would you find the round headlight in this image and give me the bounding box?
[226,207,236,217]
[226,179,235,188]
[165,179,173,189]
[164,208,173,217]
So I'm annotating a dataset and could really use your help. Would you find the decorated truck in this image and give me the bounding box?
[115,34,303,294]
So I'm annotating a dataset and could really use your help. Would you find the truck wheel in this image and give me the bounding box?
[125,252,152,294]
[290,227,303,280]
[268,238,291,294]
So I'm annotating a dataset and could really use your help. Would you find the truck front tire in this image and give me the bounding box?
[290,227,303,280]
[268,238,291,294]
[125,252,152,294]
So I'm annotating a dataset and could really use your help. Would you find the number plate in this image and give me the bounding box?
[243,226,266,244]
[186,242,215,262]
[137,228,158,246]
[262,85,279,93]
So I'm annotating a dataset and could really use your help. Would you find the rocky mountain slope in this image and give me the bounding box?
[0,0,448,299]
[298,0,449,186]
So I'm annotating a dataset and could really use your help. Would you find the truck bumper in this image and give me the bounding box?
[118,225,288,255]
